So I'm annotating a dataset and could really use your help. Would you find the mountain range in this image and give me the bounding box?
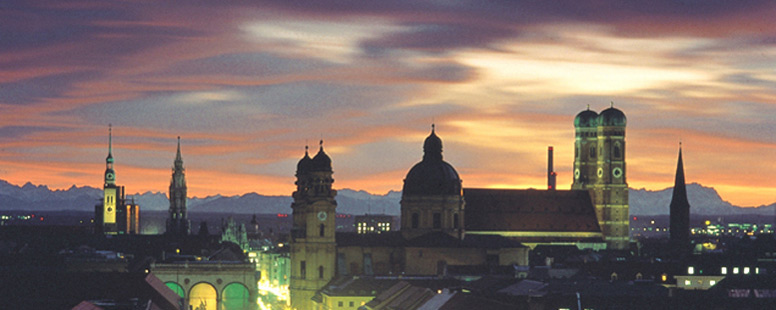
[0,179,773,216]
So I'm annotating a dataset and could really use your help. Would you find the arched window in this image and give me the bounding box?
[319,266,324,279]
[453,213,459,229]
[614,143,622,159]
[589,146,596,158]
[433,213,441,229]
[319,224,325,237]
[411,213,419,229]
[575,146,579,158]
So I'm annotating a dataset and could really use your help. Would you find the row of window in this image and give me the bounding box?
[687,266,760,275]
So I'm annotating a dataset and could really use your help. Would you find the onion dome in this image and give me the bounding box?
[296,146,313,174]
[403,125,462,196]
[598,104,627,126]
[574,106,599,128]
[311,140,332,172]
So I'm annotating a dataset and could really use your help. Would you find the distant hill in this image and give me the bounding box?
[0,179,772,216]
[629,182,776,216]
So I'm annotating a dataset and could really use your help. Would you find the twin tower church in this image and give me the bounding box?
[288,105,631,309]
[95,125,189,236]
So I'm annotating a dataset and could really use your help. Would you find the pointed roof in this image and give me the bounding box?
[106,124,114,163]
[670,145,689,207]
[174,136,184,169]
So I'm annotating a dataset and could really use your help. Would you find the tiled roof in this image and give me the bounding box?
[464,189,601,233]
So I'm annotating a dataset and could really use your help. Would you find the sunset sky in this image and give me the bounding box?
[1,1,775,207]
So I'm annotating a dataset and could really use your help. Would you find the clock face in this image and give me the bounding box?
[317,211,327,221]
[574,168,580,180]
[613,167,623,178]
[107,207,114,213]
[597,168,604,178]
[106,172,114,180]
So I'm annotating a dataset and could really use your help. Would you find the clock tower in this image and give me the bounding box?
[289,141,337,310]
[102,124,118,234]
[572,105,629,250]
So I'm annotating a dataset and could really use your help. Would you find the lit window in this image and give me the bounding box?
[756,267,760,274]
[744,267,750,274]
[684,280,691,286]
[709,280,716,286]
[721,267,727,274]
[733,267,739,274]
[687,266,695,275]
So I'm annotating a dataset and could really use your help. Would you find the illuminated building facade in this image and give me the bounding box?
[95,125,140,235]
[572,104,629,250]
[289,142,338,310]
[354,215,392,234]
[166,137,190,236]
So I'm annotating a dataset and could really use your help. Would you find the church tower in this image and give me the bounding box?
[669,144,691,254]
[289,141,337,310]
[102,125,119,234]
[401,125,465,240]
[572,106,599,190]
[572,105,629,250]
[166,137,190,236]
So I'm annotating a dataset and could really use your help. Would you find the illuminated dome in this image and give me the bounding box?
[402,126,462,196]
[599,106,627,127]
[311,141,332,172]
[574,108,599,128]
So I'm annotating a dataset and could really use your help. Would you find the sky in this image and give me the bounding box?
[1,0,775,207]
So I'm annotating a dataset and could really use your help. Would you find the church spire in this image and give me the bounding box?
[106,124,114,166]
[669,143,691,252]
[174,136,183,169]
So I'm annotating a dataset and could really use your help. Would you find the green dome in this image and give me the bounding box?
[599,107,626,126]
[574,109,599,128]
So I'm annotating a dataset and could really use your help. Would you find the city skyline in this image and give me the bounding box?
[2,1,776,207]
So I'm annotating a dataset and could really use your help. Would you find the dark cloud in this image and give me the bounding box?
[0,71,99,104]
[0,125,63,140]
[361,23,518,54]
[165,53,335,77]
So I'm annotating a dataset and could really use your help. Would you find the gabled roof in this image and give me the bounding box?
[464,188,601,233]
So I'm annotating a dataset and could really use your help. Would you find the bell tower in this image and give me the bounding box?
[166,137,190,236]
[102,124,118,234]
[289,141,337,310]
[572,106,599,190]
[593,104,629,250]
[572,105,629,250]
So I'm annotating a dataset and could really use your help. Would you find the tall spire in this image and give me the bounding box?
[669,143,691,251]
[174,136,183,169]
[106,124,114,165]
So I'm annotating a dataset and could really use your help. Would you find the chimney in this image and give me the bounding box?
[548,146,556,190]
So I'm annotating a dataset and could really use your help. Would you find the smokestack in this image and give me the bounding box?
[548,146,556,190]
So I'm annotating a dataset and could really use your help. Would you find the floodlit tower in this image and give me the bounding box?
[102,124,119,234]
[572,104,629,250]
[289,141,337,310]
